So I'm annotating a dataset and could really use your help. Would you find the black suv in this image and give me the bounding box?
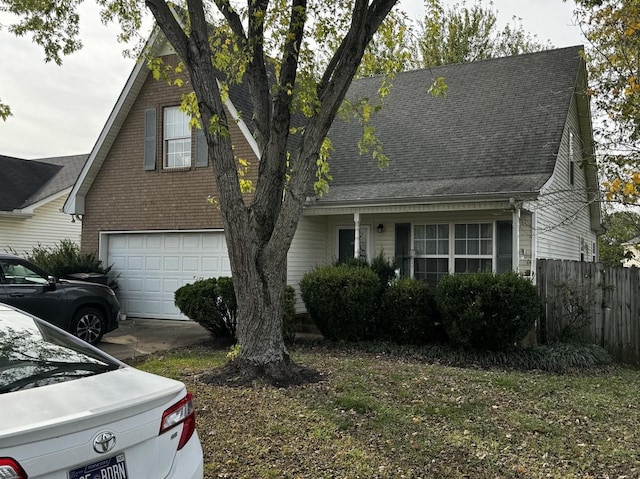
[0,253,120,344]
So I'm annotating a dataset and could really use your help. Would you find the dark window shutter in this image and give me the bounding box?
[195,127,208,167]
[144,108,157,171]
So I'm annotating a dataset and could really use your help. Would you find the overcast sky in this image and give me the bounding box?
[0,0,582,159]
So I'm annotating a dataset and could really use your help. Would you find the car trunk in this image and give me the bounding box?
[0,367,187,479]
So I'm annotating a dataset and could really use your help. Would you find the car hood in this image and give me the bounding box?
[0,366,185,447]
[58,278,113,293]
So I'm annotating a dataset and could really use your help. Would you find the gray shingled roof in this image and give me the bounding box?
[317,46,582,205]
[0,154,87,211]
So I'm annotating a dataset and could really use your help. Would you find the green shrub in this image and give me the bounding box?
[175,278,298,342]
[379,278,438,345]
[174,277,237,339]
[369,251,397,287]
[436,271,541,351]
[300,264,379,341]
[25,239,118,290]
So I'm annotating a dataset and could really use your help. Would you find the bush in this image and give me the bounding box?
[369,251,397,287]
[379,278,439,345]
[174,277,237,340]
[24,239,118,290]
[300,264,379,341]
[436,271,541,351]
[174,278,298,342]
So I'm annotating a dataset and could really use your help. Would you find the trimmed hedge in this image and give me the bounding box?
[379,278,439,345]
[174,277,297,342]
[300,264,379,341]
[175,277,237,339]
[435,271,541,351]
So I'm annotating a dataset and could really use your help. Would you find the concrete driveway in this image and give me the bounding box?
[99,318,210,361]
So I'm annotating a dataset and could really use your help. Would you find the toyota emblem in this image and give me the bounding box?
[93,431,116,454]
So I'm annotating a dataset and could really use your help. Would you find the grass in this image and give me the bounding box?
[133,342,640,478]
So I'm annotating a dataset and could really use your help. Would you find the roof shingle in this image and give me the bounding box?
[319,45,583,204]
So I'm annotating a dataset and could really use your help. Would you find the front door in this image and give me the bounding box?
[337,227,369,263]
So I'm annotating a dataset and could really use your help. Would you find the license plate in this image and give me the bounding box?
[69,453,128,479]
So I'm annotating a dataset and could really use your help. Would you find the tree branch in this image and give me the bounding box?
[144,0,190,61]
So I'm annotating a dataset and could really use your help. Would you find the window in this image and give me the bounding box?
[569,130,575,185]
[164,107,191,168]
[453,223,493,273]
[413,224,449,286]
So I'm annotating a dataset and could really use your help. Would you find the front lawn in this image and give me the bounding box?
[136,343,640,478]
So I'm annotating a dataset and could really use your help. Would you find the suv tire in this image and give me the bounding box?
[72,307,105,344]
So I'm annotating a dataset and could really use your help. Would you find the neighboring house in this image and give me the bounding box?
[1,154,86,254]
[64,31,600,319]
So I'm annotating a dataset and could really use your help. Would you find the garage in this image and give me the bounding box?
[105,231,231,320]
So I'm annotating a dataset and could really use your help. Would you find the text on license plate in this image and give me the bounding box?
[69,453,128,479]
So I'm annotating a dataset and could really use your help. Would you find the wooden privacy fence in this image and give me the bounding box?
[537,259,640,364]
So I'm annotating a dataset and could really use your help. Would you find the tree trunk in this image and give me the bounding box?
[233,254,289,366]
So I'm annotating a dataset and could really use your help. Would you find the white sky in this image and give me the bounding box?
[0,0,582,159]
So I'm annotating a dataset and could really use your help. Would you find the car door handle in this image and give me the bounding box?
[8,293,24,298]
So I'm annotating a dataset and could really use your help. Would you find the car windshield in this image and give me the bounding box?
[0,309,121,393]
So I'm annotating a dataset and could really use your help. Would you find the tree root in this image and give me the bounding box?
[196,358,323,388]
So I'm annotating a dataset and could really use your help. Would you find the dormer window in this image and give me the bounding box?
[164,107,191,168]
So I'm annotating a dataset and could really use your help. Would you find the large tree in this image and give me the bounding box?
[417,0,550,67]
[573,0,640,205]
[0,0,401,382]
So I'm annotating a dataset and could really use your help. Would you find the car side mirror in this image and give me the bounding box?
[47,276,57,289]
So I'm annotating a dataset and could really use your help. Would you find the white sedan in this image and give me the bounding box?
[0,303,203,479]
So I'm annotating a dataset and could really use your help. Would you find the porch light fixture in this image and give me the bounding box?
[377,224,384,233]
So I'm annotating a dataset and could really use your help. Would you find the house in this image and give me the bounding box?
[63,33,600,320]
[1,154,86,254]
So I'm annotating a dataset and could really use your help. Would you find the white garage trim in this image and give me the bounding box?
[100,230,230,320]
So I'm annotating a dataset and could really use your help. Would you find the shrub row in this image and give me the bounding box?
[300,263,542,351]
[174,277,297,343]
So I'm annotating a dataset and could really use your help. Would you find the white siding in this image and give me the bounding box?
[288,216,328,312]
[0,196,81,255]
[518,210,533,275]
[533,96,598,265]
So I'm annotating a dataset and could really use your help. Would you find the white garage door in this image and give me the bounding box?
[106,232,231,320]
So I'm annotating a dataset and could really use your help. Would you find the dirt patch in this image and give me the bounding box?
[196,357,323,388]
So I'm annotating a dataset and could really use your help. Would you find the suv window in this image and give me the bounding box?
[0,259,49,285]
[0,309,121,394]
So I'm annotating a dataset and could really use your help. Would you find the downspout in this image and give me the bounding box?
[531,210,538,282]
[353,212,360,259]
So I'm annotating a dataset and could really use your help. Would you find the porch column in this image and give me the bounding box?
[512,205,521,272]
[353,212,360,259]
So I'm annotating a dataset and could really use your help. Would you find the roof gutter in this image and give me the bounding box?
[304,190,541,210]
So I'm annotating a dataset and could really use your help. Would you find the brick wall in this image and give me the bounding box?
[82,55,259,253]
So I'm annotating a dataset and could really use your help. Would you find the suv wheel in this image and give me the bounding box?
[72,307,105,344]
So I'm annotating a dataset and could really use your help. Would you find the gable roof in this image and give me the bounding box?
[316,45,586,206]
[0,154,87,213]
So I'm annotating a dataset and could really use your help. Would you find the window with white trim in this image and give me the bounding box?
[413,224,449,285]
[164,106,191,168]
[453,223,493,273]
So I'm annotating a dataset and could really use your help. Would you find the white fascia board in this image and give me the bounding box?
[14,187,72,216]
[219,79,261,159]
